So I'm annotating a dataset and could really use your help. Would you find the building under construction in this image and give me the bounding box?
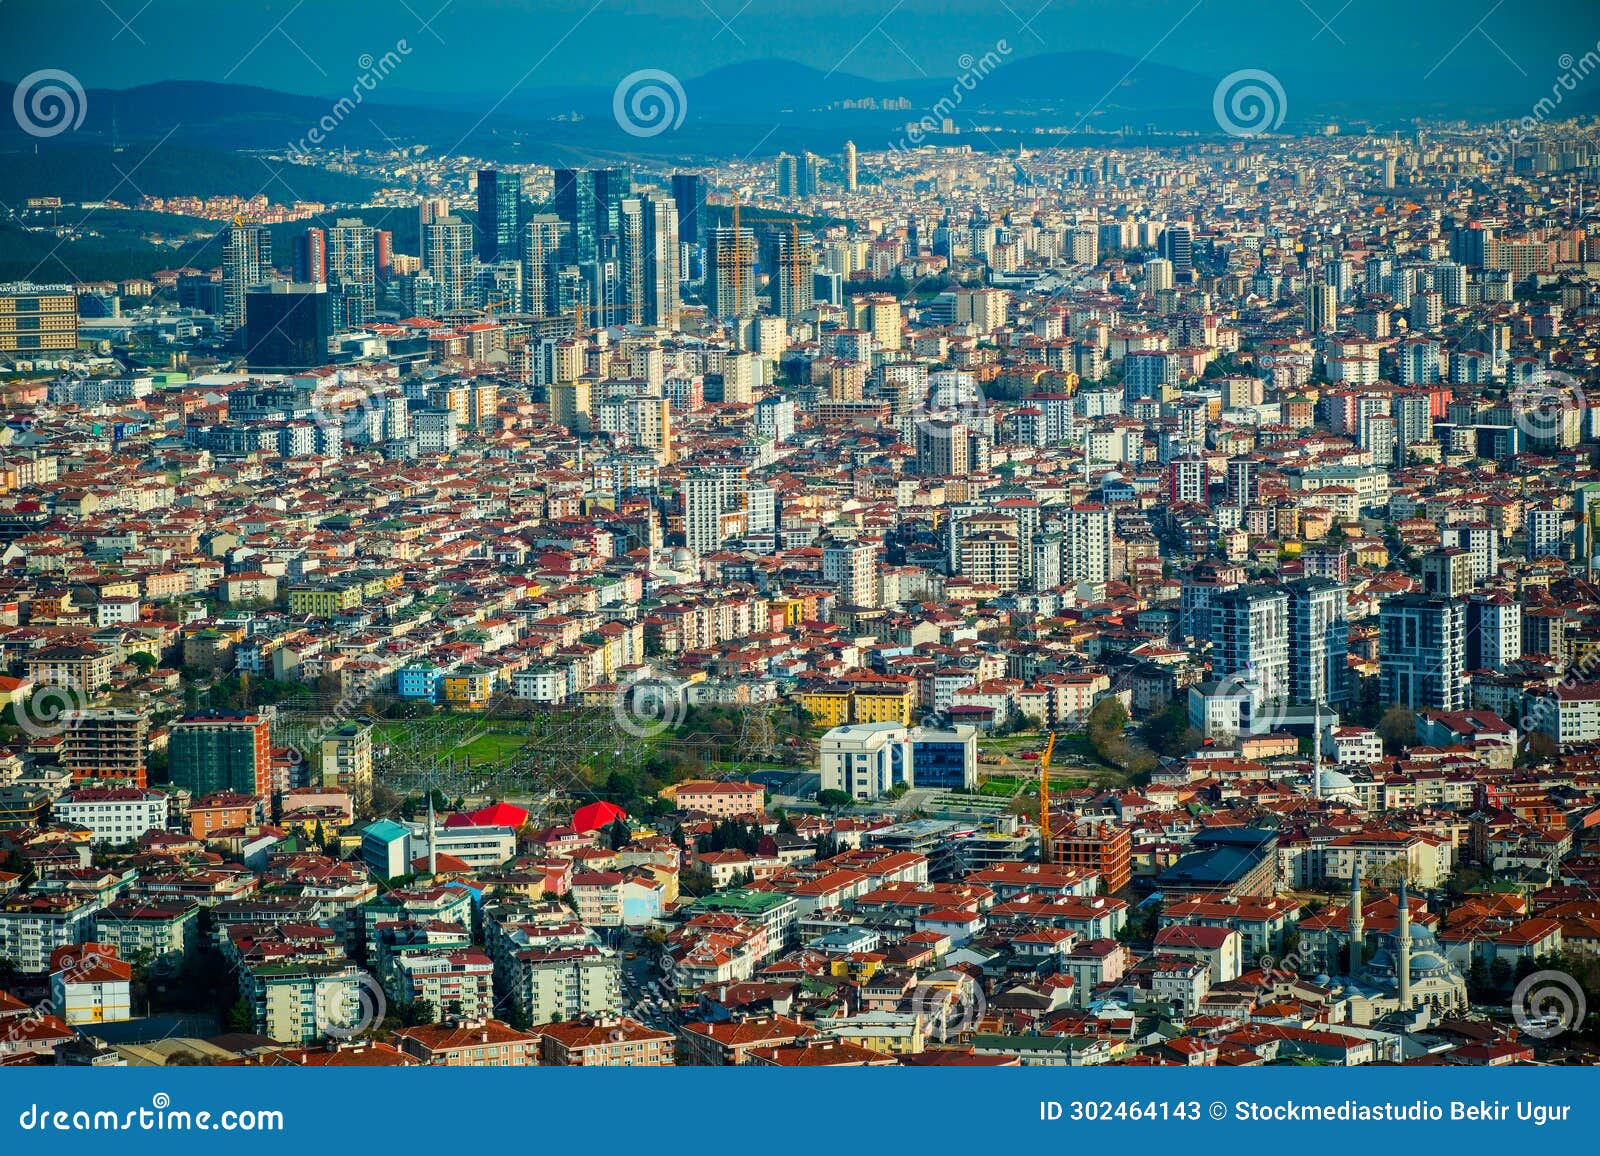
[707,225,757,318]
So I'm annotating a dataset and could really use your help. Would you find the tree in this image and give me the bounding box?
[1376,705,1417,753]
[1086,697,1130,747]
[606,817,631,851]
[1139,702,1203,758]
[226,998,254,1033]
[406,997,437,1027]
[816,789,854,809]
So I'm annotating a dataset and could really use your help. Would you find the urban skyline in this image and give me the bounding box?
[0,0,1598,1089]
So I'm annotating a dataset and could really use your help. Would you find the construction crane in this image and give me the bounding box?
[1037,731,1057,864]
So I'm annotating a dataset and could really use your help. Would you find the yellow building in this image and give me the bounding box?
[769,597,806,627]
[798,687,852,729]
[441,667,494,710]
[289,586,363,616]
[851,686,916,726]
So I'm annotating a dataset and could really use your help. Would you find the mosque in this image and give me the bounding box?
[1301,879,1469,1027]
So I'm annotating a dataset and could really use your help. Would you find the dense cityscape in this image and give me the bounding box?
[1,2,1600,1075]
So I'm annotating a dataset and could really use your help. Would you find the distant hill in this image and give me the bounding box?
[0,144,376,206]
[3,54,1597,176]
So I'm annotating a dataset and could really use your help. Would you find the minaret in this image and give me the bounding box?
[1347,875,1364,974]
[1311,701,1323,801]
[1396,879,1413,1010]
[426,791,438,876]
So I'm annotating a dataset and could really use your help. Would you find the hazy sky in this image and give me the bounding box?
[3,0,1597,102]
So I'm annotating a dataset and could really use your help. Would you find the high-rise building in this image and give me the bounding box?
[1210,586,1290,704]
[1287,576,1348,706]
[1466,592,1522,672]
[554,168,596,267]
[320,722,373,814]
[670,173,707,246]
[915,420,974,477]
[221,222,272,337]
[684,466,746,556]
[1379,595,1466,711]
[62,710,149,786]
[707,226,757,318]
[823,540,878,608]
[521,214,564,318]
[799,153,822,198]
[245,282,331,372]
[1064,503,1114,585]
[1395,392,1432,458]
[775,153,798,197]
[168,713,273,798]
[555,167,631,268]
[771,228,812,322]
[0,283,79,357]
[621,192,680,329]
[422,216,474,312]
[1144,257,1173,293]
[1158,224,1193,280]
[476,168,522,263]
[326,218,377,329]
[1168,456,1209,504]
[843,141,858,191]
[864,293,900,351]
[294,227,327,284]
[1307,281,1338,333]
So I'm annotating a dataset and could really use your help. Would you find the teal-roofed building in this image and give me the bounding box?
[361,818,410,879]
